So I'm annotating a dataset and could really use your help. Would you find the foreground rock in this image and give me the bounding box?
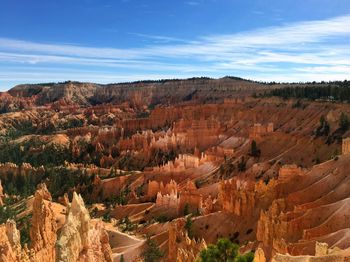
[29,183,57,262]
[0,185,112,262]
[255,242,350,262]
[56,192,112,262]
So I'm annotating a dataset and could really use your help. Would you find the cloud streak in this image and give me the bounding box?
[0,14,350,88]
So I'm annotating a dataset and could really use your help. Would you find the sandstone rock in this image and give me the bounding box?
[58,193,69,207]
[249,122,274,139]
[29,184,57,262]
[147,179,178,198]
[342,137,350,155]
[168,218,206,262]
[0,220,29,262]
[56,192,112,262]
[254,248,267,262]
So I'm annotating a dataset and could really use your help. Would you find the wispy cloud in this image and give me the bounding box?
[0,14,350,88]
[128,33,189,43]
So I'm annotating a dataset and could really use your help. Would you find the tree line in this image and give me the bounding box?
[261,80,350,102]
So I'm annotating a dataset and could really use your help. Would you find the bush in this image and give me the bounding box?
[199,238,254,262]
[315,116,330,137]
[237,157,246,172]
[249,140,260,157]
[185,215,193,239]
[339,112,349,132]
[142,235,164,262]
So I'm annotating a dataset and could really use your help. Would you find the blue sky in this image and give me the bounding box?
[0,0,350,90]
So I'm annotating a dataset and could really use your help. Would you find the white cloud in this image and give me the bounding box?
[0,14,350,86]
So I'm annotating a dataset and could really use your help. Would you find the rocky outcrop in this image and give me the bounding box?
[147,179,178,198]
[155,190,179,211]
[342,137,350,155]
[249,122,274,139]
[218,177,256,216]
[256,155,350,258]
[168,218,206,262]
[7,78,269,108]
[29,183,56,262]
[152,154,203,173]
[254,248,266,262]
[0,220,29,262]
[58,193,69,207]
[0,162,45,180]
[178,181,203,215]
[0,184,59,262]
[56,192,112,262]
[254,242,350,262]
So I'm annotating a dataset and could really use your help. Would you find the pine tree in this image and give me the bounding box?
[339,112,349,132]
[142,235,164,262]
[250,140,260,157]
[185,215,193,239]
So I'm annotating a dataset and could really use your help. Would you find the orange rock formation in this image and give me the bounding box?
[56,192,112,262]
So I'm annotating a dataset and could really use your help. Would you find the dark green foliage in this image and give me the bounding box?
[183,90,198,101]
[249,140,261,157]
[149,149,177,168]
[339,112,349,132]
[142,235,164,262]
[263,80,350,102]
[315,116,330,137]
[119,216,137,232]
[184,215,193,239]
[19,215,31,246]
[119,255,125,262]
[292,100,305,109]
[104,188,129,206]
[234,252,254,262]
[0,204,17,224]
[195,179,203,188]
[219,158,235,179]
[1,172,37,197]
[155,215,171,223]
[0,139,72,167]
[45,167,91,199]
[237,157,246,172]
[136,111,150,118]
[184,203,190,216]
[199,238,254,262]
[102,210,111,222]
[58,118,84,130]
[116,152,144,171]
[0,200,32,246]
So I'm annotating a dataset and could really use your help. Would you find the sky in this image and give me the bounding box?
[0,0,350,90]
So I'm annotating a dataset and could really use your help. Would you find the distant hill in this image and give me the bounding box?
[2,77,271,112]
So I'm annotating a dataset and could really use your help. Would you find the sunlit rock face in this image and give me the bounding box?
[255,242,350,262]
[0,220,22,262]
[0,184,56,262]
[29,183,57,262]
[2,79,350,261]
[168,218,206,262]
[56,192,112,262]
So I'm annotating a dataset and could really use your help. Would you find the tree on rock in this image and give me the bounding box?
[185,215,194,239]
[316,116,330,137]
[250,140,261,157]
[199,238,254,262]
[142,235,164,262]
[339,112,349,132]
